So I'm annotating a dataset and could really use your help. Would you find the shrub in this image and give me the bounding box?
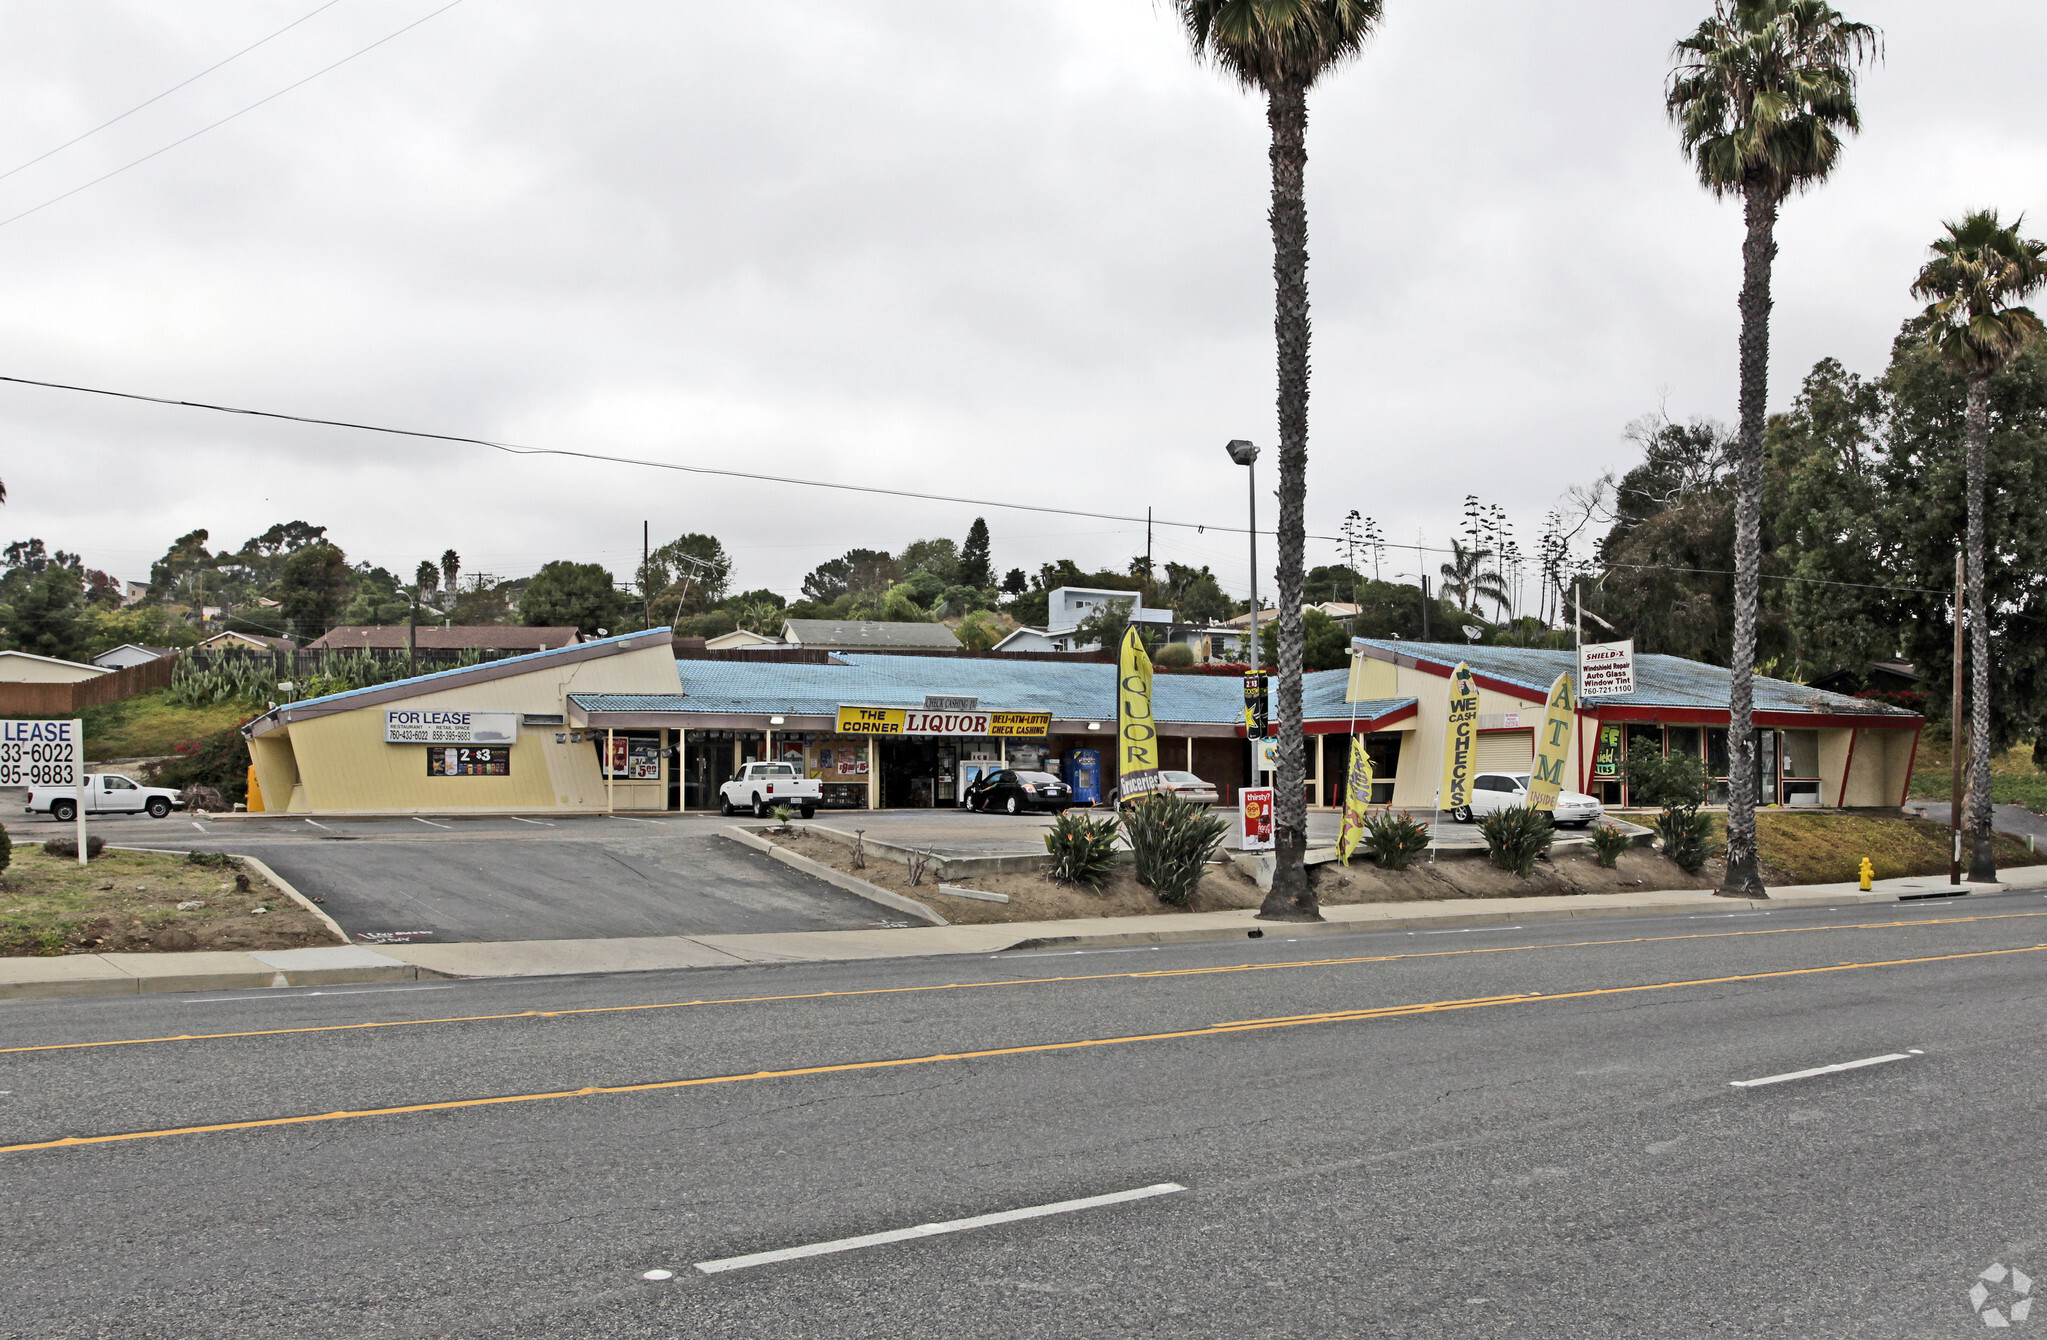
[1153,643,1196,668]
[1044,810,1121,888]
[1359,810,1432,870]
[1479,806,1554,878]
[43,835,106,859]
[1589,822,1631,869]
[0,824,10,877]
[1658,807,1716,874]
[149,724,253,806]
[1123,794,1228,906]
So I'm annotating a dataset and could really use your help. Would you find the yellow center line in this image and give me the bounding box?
[6,911,2044,1057]
[3,943,2039,1157]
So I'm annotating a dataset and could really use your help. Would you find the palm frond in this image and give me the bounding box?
[1911,209,2047,375]
[1174,0,1384,92]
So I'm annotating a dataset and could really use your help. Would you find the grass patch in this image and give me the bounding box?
[0,845,339,956]
[1753,813,2041,885]
[1907,734,2047,815]
[0,691,251,763]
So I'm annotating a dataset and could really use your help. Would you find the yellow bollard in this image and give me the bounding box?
[1858,856,1873,891]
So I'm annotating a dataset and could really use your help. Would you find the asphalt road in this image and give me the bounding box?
[0,809,903,942]
[4,890,2045,1337]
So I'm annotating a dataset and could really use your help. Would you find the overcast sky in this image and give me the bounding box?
[2,0,2041,610]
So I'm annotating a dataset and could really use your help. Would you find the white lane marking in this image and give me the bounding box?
[412,816,454,830]
[506,816,553,826]
[1730,1049,1923,1089]
[613,816,661,825]
[191,821,209,832]
[693,1183,1187,1275]
[178,985,459,1004]
[996,947,1162,959]
[304,819,333,831]
[1422,926,1523,935]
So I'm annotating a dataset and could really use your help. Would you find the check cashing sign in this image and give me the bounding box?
[835,706,1051,738]
[3,719,87,865]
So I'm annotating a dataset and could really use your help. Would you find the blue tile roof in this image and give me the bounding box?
[1354,640,1917,718]
[579,654,1410,728]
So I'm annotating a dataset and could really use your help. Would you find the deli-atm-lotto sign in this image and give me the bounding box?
[385,710,519,745]
[834,705,1051,737]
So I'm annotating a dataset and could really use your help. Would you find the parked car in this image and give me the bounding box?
[1451,771,1603,828]
[26,773,184,822]
[718,762,821,818]
[1115,770,1220,809]
[963,769,1074,815]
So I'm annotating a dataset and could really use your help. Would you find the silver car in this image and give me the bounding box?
[1454,771,1603,828]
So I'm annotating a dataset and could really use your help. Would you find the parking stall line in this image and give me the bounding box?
[1730,1049,1923,1088]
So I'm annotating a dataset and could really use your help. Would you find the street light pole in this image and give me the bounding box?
[1227,440,1260,669]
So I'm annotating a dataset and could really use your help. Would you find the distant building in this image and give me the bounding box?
[703,628,781,650]
[305,626,582,654]
[780,620,962,653]
[92,644,175,670]
[0,650,110,684]
[120,580,149,607]
[993,587,1174,653]
[196,631,298,653]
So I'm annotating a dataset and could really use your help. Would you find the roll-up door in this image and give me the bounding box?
[1475,729,1534,772]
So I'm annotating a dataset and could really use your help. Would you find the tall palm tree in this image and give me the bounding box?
[1666,0,1877,897]
[1911,209,2047,883]
[1438,539,1509,617]
[1174,0,1382,924]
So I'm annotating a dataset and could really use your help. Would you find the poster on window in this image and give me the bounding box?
[600,735,661,780]
[1592,725,1622,779]
[428,747,509,777]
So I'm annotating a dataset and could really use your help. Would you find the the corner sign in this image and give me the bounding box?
[1578,639,1636,698]
[835,705,1050,738]
[385,710,519,745]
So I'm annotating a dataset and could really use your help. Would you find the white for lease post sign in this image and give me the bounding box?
[1578,639,1636,698]
[384,710,519,745]
[2,718,86,864]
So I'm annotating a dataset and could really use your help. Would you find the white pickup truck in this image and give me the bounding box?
[719,762,821,819]
[25,773,185,822]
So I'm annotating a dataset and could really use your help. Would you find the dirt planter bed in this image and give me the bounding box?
[0,846,342,956]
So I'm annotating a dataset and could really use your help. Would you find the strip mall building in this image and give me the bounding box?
[242,631,1921,815]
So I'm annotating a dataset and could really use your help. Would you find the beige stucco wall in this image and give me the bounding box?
[1839,726,1915,807]
[261,643,680,813]
[0,654,108,684]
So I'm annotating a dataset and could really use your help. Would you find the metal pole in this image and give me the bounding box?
[71,716,87,867]
[606,727,616,814]
[1246,459,1258,670]
[1952,552,1965,885]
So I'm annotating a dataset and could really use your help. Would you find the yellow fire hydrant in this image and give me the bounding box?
[1859,856,1874,891]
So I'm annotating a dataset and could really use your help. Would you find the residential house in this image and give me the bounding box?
[92,644,174,671]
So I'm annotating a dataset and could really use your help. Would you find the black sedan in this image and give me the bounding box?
[963,769,1075,815]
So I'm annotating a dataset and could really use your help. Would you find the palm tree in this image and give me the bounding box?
[1174,0,1383,924]
[1911,209,2047,883]
[1666,0,1877,898]
[1438,539,1510,617]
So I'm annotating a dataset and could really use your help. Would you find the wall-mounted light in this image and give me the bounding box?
[769,716,786,726]
[1086,722,1102,731]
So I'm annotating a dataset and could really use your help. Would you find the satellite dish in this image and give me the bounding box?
[1462,625,1483,641]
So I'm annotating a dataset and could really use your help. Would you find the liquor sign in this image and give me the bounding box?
[1578,640,1636,698]
[1116,627,1162,796]
[1240,785,1276,851]
[428,746,510,777]
[834,705,1050,737]
[3,719,86,865]
[386,710,519,745]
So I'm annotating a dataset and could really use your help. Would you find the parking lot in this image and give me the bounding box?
[0,804,904,944]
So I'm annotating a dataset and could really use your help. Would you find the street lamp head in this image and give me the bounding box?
[1224,439,1259,467]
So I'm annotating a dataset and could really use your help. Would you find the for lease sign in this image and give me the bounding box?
[834,705,1051,737]
[0,718,81,788]
[385,710,519,745]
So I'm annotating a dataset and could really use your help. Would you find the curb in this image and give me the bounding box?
[721,826,948,926]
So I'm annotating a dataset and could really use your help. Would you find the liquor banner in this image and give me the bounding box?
[1438,662,1480,810]
[1525,672,1577,811]
[1335,740,1375,865]
[1116,627,1162,797]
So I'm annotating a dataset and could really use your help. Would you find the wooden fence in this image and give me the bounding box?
[0,653,179,716]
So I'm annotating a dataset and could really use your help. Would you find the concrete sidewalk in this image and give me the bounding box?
[6,865,2035,1002]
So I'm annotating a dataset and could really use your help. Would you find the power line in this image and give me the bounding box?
[0,0,351,186]
[0,0,467,231]
[0,372,1960,602]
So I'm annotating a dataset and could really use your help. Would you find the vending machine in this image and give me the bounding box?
[1068,748,1102,805]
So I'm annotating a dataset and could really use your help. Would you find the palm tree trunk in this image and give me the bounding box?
[1258,80,1318,922]
[1719,180,1777,899]
[1964,370,1999,883]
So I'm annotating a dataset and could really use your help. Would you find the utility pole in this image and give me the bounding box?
[1420,574,1431,641]
[1145,506,1153,610]
[642,520,651,631]
[1952,552,1965,886]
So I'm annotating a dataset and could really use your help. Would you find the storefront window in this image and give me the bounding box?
[1667,726,1701,759]
[1781,729,1822,806]
[1364,733,1400,806]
